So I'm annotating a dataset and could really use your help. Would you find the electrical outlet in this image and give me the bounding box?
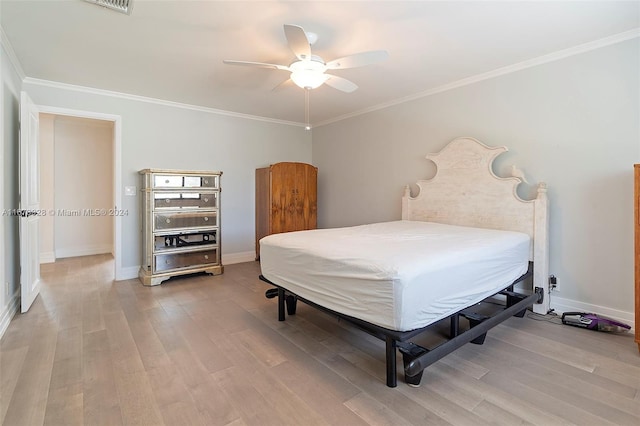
[549,275,558,292]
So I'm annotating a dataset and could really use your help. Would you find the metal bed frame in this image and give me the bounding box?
[261,263,543,387]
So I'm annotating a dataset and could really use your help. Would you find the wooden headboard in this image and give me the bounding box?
[402,137,549,314]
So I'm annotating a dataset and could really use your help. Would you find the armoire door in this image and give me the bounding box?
[298,163,317,231]
[270,162,299,235]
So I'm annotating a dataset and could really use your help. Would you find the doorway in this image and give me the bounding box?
[35,106,123,279]
[40,114,115,262]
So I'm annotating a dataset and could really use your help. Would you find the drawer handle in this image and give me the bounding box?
[204,198,208,202]
[204,217,209,221]
[204,179,208,184]
[165,199,170,203]
[204,255,209,260]
[165,179,170,184]
[166,219,171,223]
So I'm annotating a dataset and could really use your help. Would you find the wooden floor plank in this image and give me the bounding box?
[472,399,534,426]
[43,383,83,426]
[113,370,164,426]
[186,375,242,425]
[270,360,370,426]
[48,326,83,391]
[211,366,284,426]
[2,318,58,426]
[0,346,29,423]
[344,392,414,426]
[82,329,123,426]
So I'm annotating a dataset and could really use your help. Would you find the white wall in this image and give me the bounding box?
[39,113,55,263]
[313,39,640,323]
[22,82,313,276]
[53,115,114,258]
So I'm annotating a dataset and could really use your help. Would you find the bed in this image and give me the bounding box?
[259,137,549,387]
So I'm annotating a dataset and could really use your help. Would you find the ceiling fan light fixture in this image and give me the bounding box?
[290,70,328,89]
[289,59,328,90]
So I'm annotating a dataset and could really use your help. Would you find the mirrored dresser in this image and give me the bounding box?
[139,169,223,286]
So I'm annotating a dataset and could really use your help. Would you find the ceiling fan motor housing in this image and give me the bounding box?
[289,57,328,89]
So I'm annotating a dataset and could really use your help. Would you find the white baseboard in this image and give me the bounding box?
[550,293,635,331]
[223,251,256,265]
[116,266,140,281]
[55,244,113,259]
[40,251,56,264]
[0,290,20,340]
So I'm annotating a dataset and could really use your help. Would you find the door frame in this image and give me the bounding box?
[37,105,123,279]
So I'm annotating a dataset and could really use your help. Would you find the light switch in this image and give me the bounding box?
[125,186,137,196]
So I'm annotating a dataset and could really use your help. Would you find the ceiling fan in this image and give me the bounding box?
[223,24,389,93]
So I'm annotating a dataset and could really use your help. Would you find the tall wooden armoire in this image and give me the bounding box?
[255,162,317,259]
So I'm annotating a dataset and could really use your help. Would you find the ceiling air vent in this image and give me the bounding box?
[84,0,134,15]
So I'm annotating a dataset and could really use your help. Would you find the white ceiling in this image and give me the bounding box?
[2,1,639,127]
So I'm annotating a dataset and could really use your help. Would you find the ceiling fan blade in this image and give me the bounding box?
[325,50,389,70]
[272,78,295,92]
[324,75,358,93]
[284,24,311,60]
[223,60,289,71]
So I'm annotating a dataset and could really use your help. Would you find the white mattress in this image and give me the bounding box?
[259,220,530,332]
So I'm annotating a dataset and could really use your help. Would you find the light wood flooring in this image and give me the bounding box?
[1,254,639,426]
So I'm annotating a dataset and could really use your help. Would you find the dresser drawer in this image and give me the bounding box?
[153,174,219,189]
[154,211,218,231]
[154,231,217,252]
[153,192,217,209]
[154,249,218,273]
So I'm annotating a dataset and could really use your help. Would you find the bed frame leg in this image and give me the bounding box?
[286,295,297,315]
[450,314,460,338]
[461,312,490,345]
[266,285,297,317]
[277,288,286,321]
[398,342,428,387]
[502,290,529,318]
[385,337,397,387]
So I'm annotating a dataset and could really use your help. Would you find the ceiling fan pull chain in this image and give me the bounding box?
[305,89,311,131]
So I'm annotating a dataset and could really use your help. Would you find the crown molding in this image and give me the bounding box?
[22,77,306,128]
[0,25,26,81]
[314,28,640,128]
